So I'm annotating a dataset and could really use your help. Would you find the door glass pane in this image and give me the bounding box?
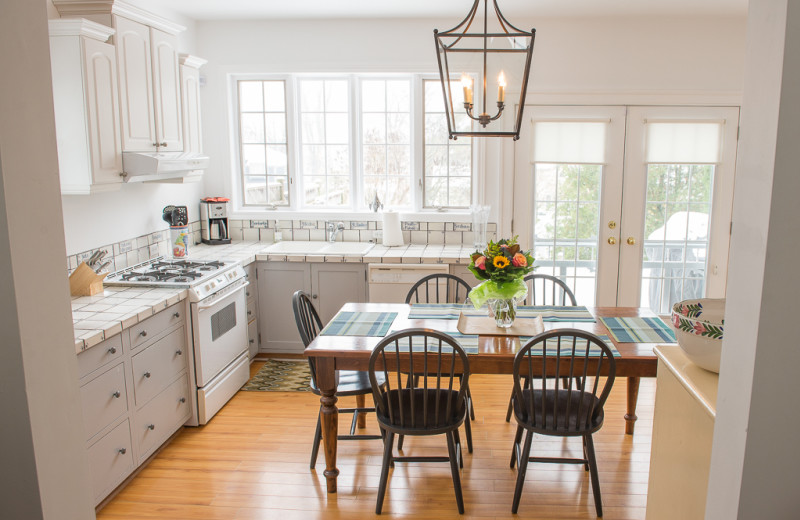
[640,164,713,314]
[533,163,602,305]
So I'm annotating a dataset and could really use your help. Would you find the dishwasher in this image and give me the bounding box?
[368,264,450,303]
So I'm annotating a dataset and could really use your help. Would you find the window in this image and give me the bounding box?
[233,74,474,212]
[423,79,472,208]
[361,79,412,208]
[237,80,289,206]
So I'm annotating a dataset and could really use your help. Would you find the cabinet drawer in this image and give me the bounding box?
[131,327,187,407]
[129,302,184,350]
[77,333,123,379]
[87,419,134,504]
[81,362,128,440]
[247,318,258,359]
[246,299,257,322]
[135,373,191,461]
[244,263,256,286]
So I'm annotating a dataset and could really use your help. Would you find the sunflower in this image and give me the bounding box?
[493,256,510,268]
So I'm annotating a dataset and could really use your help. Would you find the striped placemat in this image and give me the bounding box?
[408,303,595,322]
[599,316,676,343]
[320,311,397,337]
[385,330,479,354]
[517,334,620,357]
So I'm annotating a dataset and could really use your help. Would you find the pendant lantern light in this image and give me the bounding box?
[434,0,535,140]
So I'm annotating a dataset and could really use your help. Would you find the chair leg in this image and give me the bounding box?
[453,428,464,468]
[310,407,322,469]
[445,430,465,514]
[397,434,405,451]
[511,429,534,514]
[376,431,395,515]
[505,391,514,422]
[582,436,589,471]
[509,424,524,468]
[584,434,603,517]
[463,411,473,454]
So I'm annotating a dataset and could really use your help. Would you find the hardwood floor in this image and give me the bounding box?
[98,361,655,519]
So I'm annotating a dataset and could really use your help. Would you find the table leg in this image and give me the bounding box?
[356,394,367,429]
[315,357,339,493]
[624,376,640,435]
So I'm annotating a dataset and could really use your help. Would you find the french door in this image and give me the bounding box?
[513,105,739,312]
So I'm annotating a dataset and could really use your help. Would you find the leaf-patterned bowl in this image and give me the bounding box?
[670,298,725,373]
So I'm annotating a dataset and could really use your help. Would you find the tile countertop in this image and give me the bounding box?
[71,241,477,354]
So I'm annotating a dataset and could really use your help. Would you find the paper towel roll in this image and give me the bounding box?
[382,210,404,246]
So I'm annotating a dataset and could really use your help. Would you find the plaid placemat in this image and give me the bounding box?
[320,311,397,337]
[409,303,595,322]
[385,330,479,354]
[517,334,620,357]
[600,316,676,343]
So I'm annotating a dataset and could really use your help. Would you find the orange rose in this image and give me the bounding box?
[512,253,527,267]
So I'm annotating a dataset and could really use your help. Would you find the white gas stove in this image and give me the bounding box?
[105,256,250,425]
[105,257,246,302]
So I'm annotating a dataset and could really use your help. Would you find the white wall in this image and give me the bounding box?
[1,0,94,517]
[707,0,800,517]
[195,15,746,222]
[48,0,206,255]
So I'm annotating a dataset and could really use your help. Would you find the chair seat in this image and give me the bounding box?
[377,388,466,434]
[310,370,384,397]
[513,388,604,434]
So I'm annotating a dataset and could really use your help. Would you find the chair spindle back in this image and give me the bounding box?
[523,274,577,306]
[405,274,472,304]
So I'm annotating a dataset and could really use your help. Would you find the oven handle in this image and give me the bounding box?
[196,280,249,311]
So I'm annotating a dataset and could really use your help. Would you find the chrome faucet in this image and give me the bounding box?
[327,221,345,243]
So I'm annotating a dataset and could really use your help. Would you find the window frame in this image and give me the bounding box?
[229,72,478,215]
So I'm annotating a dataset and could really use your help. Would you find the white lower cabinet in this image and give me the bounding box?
[257,262,367,353]
[76,301,192,505]
[87,419,134,504]
[244,263,260,359]
[135,373,191,462]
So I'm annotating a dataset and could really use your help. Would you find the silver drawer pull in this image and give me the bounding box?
[173,312,180,318]
[112,391,121,398]
[249,339,254,344]
[175,349,183,356]
[246,291,250,297]
[144,372,151,378]
[247,310,252,316]
[147,424,155,430]
[139,330,147,337]
[118,448,127,455]
[107,347,117,354]
[179,397,186,403]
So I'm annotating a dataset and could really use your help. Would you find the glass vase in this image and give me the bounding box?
[488,298,518,328]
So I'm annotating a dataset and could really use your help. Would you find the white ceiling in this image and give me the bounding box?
[135,0,748,21]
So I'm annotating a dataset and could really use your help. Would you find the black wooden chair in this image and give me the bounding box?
[505,274,579,422]
[404,273,474,453]
[292,290,383,469]
[369,329,470,514]
[522,273,577,306]
[509,329,616,516]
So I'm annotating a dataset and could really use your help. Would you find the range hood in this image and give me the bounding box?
[122,151,209,182]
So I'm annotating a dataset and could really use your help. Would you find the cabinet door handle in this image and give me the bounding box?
[139,330,147,337]
[312,294,318,299]
[144,372,151,378]
[160,142,167,147]
[147,424,155,430]
[247,310,252,316]
[179,397,186,403]
[107,347,117,354]
[249,339,254,344]
[246,291,250,297]
[173,312,181,318]
[118,448,127,455]
[112,391,121,399]
[175,349,183,356]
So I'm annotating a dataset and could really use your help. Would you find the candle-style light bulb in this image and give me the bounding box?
[497,71,506,103]
[461,74,473,105]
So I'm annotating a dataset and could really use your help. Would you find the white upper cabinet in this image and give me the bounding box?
[114,16,156,152]
[113,15,183,152]
[50,19,123,194]
[179,55,206,155]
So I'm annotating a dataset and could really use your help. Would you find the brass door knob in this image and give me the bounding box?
[607,237,617,245]
[627,237,636,245]
[608,220,617,229]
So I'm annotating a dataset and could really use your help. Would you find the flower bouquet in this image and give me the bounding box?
[467,236,535,328]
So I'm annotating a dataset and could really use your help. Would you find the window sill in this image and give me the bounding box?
[231,208,475,223]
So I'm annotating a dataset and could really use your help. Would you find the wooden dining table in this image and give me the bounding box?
[304,302,668,494]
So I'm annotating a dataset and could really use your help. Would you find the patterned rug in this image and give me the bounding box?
[240,359,311,392]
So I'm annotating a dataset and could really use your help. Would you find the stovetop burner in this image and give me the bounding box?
[105,257,230,288]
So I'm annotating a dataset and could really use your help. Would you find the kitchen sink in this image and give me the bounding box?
[261,241,374,256]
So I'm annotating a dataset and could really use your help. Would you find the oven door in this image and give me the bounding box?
[191,280,249,387]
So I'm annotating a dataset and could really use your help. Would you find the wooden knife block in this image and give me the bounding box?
[69,262,108,297]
